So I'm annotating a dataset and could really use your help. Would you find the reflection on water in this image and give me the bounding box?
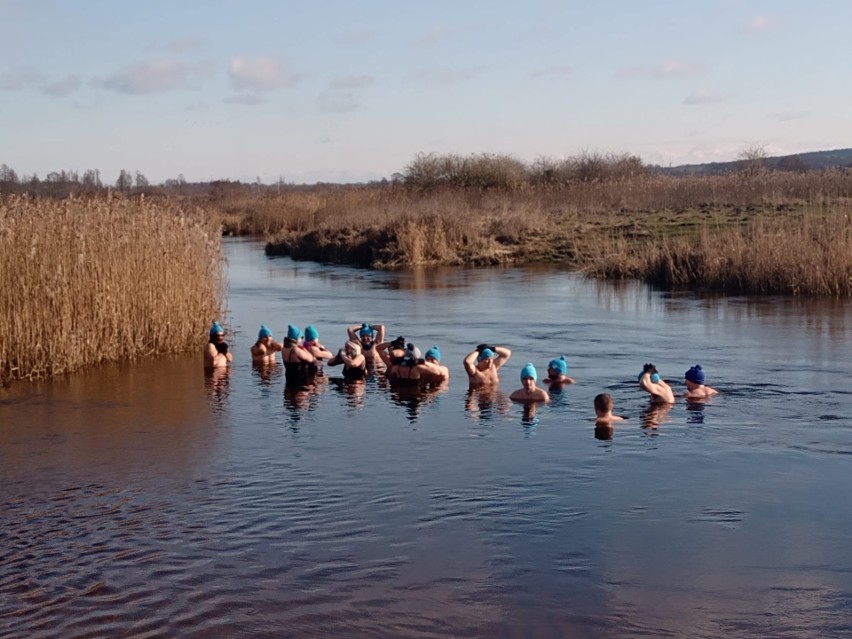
[3,238,852,639]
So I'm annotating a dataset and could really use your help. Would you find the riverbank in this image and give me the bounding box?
[215,169,852,296]
[0,196,225,385]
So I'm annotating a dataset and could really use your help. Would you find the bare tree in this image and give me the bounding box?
[738,143,768,177]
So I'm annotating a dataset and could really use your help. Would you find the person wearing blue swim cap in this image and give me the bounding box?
[302,325,334,364]
[510,363,550,403]
[684,364,719,399]
[546,355,576,386]
[423,345,450,385]
[204,321,233,369]
[463,342,512,387]
[250,325,283,365]
[343,322,387,371]
[638,362,675,404]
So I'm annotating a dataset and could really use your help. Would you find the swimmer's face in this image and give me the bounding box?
[476,357,493,371]
[360,334,373,346]
[213,332,225,342]
[522,377,535,391]
[547,367,560,380]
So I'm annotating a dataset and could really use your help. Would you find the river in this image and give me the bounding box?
[2,238,851,638]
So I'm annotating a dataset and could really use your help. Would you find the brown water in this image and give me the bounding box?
[2,238,852,638]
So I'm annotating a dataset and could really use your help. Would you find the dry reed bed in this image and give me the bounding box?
[0,196,224,384]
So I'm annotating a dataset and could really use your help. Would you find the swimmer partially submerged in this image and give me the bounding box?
[684,364,719,399]
[509,363,550,403]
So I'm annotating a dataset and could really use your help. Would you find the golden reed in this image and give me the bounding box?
[0,196,225,384]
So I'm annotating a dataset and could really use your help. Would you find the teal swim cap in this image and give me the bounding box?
[305,325,319,342]
[258,325,273,339]
[521,363,537,381]
[651,373,661,383]
[425,345,441,362]
[359,323,374,338]
[287,324,302,340]
[210,321,224,336]
[478,348,495,362]
[548,356,568,375]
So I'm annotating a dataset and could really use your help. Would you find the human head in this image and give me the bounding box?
[476,348,496,370]
[287,324,302,342]
[520,363,537,390]
[547,355,568,379]
[685,364,705,386]
[425,345,441,363]
[209,322,224,341]
[358,323,375,344]
[594,393,614,416]
[304,325,319,342]
[345,340,362,357]
[404,343,422,362]
[258,325,273,341]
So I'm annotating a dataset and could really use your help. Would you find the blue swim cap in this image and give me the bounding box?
[287,324,302,340]
[258,325,273,339]
[548,356,568,375]
[685,365,705,384]
[425,345,441,362]
[209,321,224,336]
[359,323,374,338]
[478,348,495,362]
[651,373,661,383]
[521,363,537,381]
[305,325,319,342]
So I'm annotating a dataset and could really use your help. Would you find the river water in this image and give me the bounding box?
[2,238,852,638]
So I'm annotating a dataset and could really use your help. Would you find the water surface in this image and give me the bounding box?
[2,238,852,638]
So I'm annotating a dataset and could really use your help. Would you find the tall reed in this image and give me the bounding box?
[0,196,225,384]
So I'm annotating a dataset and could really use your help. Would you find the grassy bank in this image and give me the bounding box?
[212,169,852,296]
[0,196,225,384]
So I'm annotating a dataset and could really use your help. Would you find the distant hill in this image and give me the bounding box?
[658,147,852,176]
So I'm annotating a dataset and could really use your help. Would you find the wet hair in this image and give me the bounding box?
[594,393,613,415]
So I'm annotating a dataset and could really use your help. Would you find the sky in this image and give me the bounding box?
[1,0,850,185]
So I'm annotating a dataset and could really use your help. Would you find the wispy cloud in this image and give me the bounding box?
[97,59,214,94]
[42,75,81,96]
[772,110,809,122]
[329,75,374,90]
[415,26,447,46]
[228,56,301,91]
[740,14,773,33]
[652,59,705,78]
[224,93,265,106]
[0,66,44,91]
[334,28,382,45]
[527,65,572,80]
[683,90,729,105]
[406,67,485,85]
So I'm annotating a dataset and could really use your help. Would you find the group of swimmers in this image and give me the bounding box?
[204,321,719,423]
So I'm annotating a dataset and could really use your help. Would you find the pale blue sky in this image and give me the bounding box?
[1,0,849,184]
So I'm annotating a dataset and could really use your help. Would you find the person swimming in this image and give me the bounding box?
[638,363,675,404]
[204,321,232,369]
[684,364,719,399]
[422,345,450,385]
[250,325,283,365]
[594,392,626,426]
[509,363,550,402]
[302,325,334,375]
[345,323,386,371]
[463,343,512,386]
[546,355,575,385]
[281,324,318,386]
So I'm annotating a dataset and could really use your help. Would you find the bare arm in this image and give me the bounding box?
[463,350,480,377]
[492,346,512,370]
[375,342,393,367]
[308,343,334,360]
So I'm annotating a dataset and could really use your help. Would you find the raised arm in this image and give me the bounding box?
[492,345,512,370]
[375,341,394,367]
[463,349,480,376]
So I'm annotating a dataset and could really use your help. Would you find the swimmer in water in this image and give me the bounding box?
[344,323,386,371]
[594,392,626,426]
[250,325,283,365]
[280,324,317,386]
[684,364,719,399]
[422,345,450,386]
[545,355,575,386]
[638,363,675,404]
[204,321,233,369]
[464,343,512,387]
[509,363,550,403]
[328,340,367,381]
[302,325,334,374]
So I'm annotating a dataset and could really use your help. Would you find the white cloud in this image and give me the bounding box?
[683,90,728,105]
[527,65,572,80]
[97,59,214,94]
[0,67,44,91]
[228,56,301,92]
[329,75,374,90]
[42,75,81,96]
[652,59,705,78]
[741,15,773,33]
